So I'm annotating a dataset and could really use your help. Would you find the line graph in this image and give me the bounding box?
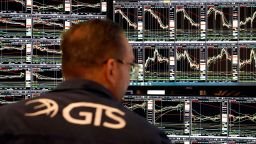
[32,67,62,90]
[0,67,27,89]
[229,101,256,137]
[0,44,25,51]
[239,49,256,70]
[70,16,105,26]
[144,46,170,81]
[207,48,232,65]
[33,45,61,54]
[192,101,222,136]
[33,4,63,12]
[144,49,169,68]
[122,100,147,118]
[0,40,26,64]
[176,8,200,28]
[32,72,63,81]
[33,18,64,28]
[114,5,138,40]
[155,101,184,135]
[239,6,256,40]
[0,0,27,13]
[33,17,64,38]
[176,5,200,41]
[176,50,200,70]
[176,45,200,81]
[0,72,24,79]
[207,7,232,29]
[207,6,233,40]
[32,0,64,13]
[207,45,232,81]
[155,103,183,121]
[32,41,61,64]
[144,5,170,41]
[239,45,256,82]
[115,9,137,29]
[0,15,27,38]
[0,18,25,26]
[124,101,147,111]
[240,9,256,28]
[72,0,101,14]
[144,8,169,29]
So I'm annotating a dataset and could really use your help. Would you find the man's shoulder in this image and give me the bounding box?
[0,92,170,144]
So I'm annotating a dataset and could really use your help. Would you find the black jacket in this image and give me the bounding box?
[0,79,170,144]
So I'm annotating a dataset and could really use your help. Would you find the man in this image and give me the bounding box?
[0,19,170,143]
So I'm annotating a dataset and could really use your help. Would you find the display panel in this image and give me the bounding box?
[0,39,29,64]
[0,0,29,13]
[229,100,256,137]
[114,2,139,41]
[112,1,256,86]
[0,14,29,38]
[1,0,256,143]
[31,65,63,90]
[206,43,233,82]
[155,99,185,135]
[143,3,170,41]
[123,98,147,118]
[206,3,235,41]
[0,1,107,101]
[191,100,223,136]
[123,93,256,142]
[176,4,201,41]
[175,43,201,82]
[239,3,256,40]
[144,43,170,81]
[71,0,105,15]
[32,40,61,64]
[0,65,30,89]
[239,43,256,82]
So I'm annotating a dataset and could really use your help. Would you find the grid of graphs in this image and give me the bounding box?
[117,0,256,143]
[123,94,256,143]
[128,42,256,86]
[1,0,256,143]
[114,1,256,86]
[114,1,256,41]
[0,0,107,105]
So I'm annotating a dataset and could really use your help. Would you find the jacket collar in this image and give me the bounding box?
[53,79,116,100]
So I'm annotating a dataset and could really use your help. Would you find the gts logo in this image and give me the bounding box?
[25,98,126,129]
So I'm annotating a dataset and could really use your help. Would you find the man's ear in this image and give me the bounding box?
[105,59,118,86]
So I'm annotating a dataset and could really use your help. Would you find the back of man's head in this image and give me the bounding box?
[61,19,126,77]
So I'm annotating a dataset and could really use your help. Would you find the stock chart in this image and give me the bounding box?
[176,4,201,41]
[143,3,170,41]
[239,3,256,40]
[0,0,107,101]
[191,100,223,136]
[123,94,256,143]
[154,100,184,136]
[115,0,256,143]
[1,0,256,143]
[113,1,256,86]
[144,44,170,81]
